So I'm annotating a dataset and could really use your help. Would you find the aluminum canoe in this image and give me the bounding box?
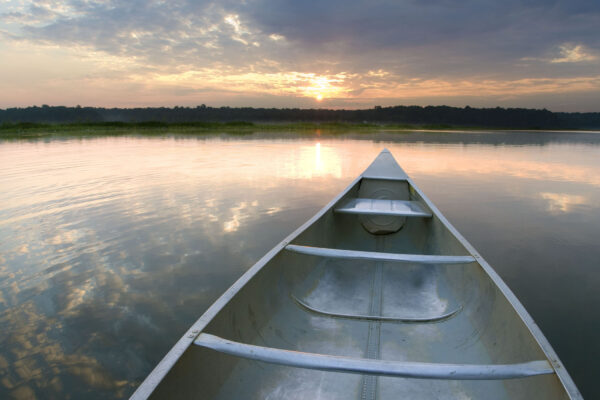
[131,149,581,399]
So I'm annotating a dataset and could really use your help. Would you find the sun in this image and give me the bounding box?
[316,93,323,101]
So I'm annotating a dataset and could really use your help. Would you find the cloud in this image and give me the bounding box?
[551,44,597,63]
[240,0,600,74]
[0,0,599,109]
[5,1,598,74]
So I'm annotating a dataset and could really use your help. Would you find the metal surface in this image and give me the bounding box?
[130,174,365,400]
[335,198,432,217]
[292,295,462,323]
[285,244,476,264]
[361,238,384,400]
[403,165,583,399]
[361,150,409,180]
[193,333,554,380]
[356,176,411,233]
[132,148,581,400]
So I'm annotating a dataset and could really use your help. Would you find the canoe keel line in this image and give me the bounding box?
[132,149,581,399]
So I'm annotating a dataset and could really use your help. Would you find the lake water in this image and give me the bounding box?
[0,131,598,399]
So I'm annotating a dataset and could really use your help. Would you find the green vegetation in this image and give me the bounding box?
[0,120,596,139]
[2,105,600,132]
[0,121,416,139]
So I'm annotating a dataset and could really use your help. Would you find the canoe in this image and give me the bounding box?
[132,149,581,399]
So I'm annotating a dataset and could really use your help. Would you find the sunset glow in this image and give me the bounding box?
[0,1,598,110]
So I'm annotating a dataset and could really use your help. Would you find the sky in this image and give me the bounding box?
[0,0,599,111]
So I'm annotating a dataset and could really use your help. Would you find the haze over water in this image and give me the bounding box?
[0,131,599,399]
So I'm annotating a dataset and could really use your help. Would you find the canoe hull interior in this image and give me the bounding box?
[138,156,577,399]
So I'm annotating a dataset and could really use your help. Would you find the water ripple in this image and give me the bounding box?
[0,134,598,399]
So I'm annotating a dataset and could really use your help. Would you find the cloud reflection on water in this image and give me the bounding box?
[0,137,354,399]
[385,144,600,188]
[0,133,598,398]
[540,192,589,214]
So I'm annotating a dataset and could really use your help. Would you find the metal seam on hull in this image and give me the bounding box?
[194,333,555,380]
[362,238,384,400]
[285,245,476,264]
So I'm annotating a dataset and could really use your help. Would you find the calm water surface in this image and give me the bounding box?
[0,131,599,399]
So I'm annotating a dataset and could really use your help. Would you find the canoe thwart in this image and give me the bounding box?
[285,245,476,264]
[194,333,554,380]
[292,295,462,323]
[335,198,432,218]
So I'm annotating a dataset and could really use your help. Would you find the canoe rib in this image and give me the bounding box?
[285,245,476,264]
[334,198,432,218]
[194,333,554,380]
[292,295,462,323]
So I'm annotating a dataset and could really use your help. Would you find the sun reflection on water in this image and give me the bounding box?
[0,133,598,399]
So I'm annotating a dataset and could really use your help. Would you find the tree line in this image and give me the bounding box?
[1,104,599,129]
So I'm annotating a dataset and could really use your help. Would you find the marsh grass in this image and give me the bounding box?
[0,120,558,139]
[0,121,407,138]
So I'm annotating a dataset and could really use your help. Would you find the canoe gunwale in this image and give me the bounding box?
[131,149,582,399]
[403,173,582,399]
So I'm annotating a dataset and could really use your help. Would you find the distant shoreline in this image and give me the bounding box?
[2,121,600,139]
[2,105,599,133]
